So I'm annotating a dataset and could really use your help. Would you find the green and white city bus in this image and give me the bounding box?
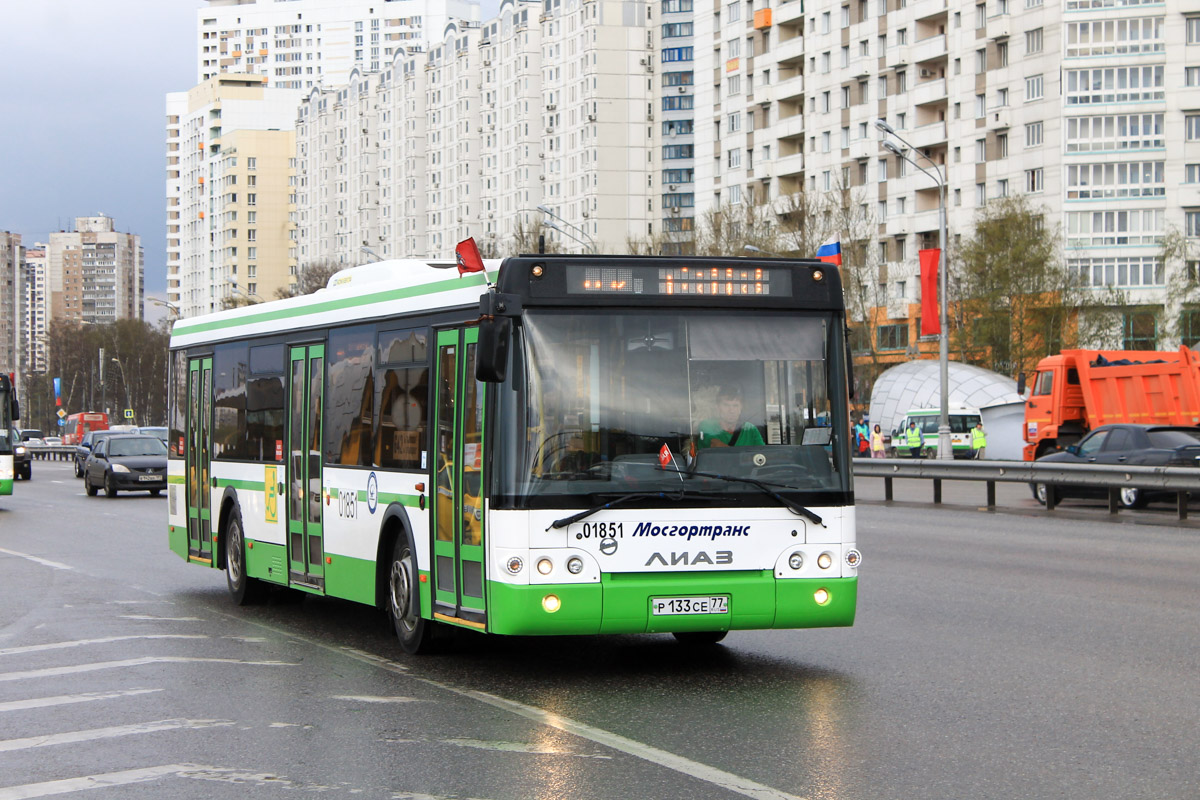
[167,253,860,652]
[0,374,17,496]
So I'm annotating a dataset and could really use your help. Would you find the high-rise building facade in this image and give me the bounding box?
[197,0,481,89]
[167,75,303,316]
[23,246,48,374]
[0,233,21,376]
[46,216,143,327]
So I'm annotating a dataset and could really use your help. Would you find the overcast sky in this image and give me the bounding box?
[0,1,205,299]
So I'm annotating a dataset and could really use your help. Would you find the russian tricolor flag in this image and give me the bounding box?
[816,236,842,266]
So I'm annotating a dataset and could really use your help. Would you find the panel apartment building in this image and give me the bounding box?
[46,216,143,327]
[296,0,656,262]
[0,233,20,376]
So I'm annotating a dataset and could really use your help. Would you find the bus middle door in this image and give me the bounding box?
[287,344,325,589]
[186,357,214,564]
[431,327,487,629]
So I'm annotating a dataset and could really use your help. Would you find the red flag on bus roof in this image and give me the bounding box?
[455,237,485,276]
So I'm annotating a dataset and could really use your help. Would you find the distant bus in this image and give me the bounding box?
[63,412,109,445]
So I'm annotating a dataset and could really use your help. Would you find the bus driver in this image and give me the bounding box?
[697,385,765,448]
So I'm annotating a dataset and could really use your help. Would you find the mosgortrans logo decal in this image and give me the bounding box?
[632,523,751,540]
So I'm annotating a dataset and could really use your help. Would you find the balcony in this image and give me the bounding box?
[775,0,805,26]
[911,208,941,235]
[886,215,910,236]
[775,151,805,177]
[775,74,804,102]
[775,34,805,66]
[911,0,950,21]
[986,15,1010,40]
[773,113,805,141]
[1179,185,1200,208]
[988,108,1012,129]
[849,137,877,160]
[911,78,947,107]
[909,121,948,149]
[886,45,911,68]
[911,34,947,64]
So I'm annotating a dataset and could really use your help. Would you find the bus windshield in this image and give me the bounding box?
[494,309,850,506]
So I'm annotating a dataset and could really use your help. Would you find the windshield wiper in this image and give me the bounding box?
[547,491,681,530]
[661,468,825,526]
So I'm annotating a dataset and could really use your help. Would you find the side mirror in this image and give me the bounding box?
[10,399,18,421]
[1016,371,1026,396]
[1065,444,1079,456]
[476,316,512,383]
[844,328,855,400]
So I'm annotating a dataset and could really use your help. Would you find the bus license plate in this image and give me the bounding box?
[651,596,729,616]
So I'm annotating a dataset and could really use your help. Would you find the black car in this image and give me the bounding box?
[84,434,168,497]
[1031,423,1200,508]
[74,430,118,477]
[2,429,30,480]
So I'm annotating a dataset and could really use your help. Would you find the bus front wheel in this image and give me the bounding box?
[389,532,435,655]
[225,508,265,605]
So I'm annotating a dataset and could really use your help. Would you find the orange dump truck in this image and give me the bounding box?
[1022,347,1200,460]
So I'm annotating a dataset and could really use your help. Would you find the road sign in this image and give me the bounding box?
[57,409,66,418]
[124,409,134,420]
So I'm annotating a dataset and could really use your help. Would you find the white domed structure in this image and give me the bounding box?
[868,360,1026,459]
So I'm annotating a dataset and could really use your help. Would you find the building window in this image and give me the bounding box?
[1066,66,1164,105]
[1025,74,1043,101]
[1188,68,1200,87]
[1188,211,1200,237]
[1187,165,1200,184]
[1066,113,1162,151]
[877,324,909,350]
[1026,121,1043,147]
[1122,312,1157,350]
[1026,28,1043,55]
[1026,168,1044,193]
[1188,17,1200,43]
[727,148,741,168]
[1189,116,1200,142]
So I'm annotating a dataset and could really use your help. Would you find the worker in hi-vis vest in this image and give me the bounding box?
[971,420,987,460]
[904,420,924,458]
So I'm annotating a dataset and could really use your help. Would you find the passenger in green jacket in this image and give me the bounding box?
[904,420,924,458]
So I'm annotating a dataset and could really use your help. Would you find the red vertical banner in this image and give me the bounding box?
[920,248,941,336]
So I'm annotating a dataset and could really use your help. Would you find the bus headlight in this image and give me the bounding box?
[566,556,584,574]
[845,549,862,568]
[788,552,804,570]
[817,552,833,570]
[536,558,553,575]
[814,588,830,605]
[505,557,524,575]
[542,594,561,613]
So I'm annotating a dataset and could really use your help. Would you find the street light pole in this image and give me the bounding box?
[536,205,597,254]
[877,119,952,460]
[111,358,133,425]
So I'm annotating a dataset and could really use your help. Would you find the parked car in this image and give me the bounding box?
[1030,423,1200,508]
[2,429,31,480]
[43,436,62,447]
[19,429,45,442]
[74,429,119,477]
[83,434,168,497]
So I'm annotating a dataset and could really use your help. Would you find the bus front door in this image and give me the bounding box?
[186,357,214,564]
[287,345,325,589]
[431,328,487,628]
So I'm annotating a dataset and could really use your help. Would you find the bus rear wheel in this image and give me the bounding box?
[672,631,728,645]
[389,532,435,655]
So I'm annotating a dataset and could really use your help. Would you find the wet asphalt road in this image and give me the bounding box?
[0,460,1197,799]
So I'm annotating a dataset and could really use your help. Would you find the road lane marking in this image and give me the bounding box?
[0,764,193,799]
[0,656,295,683]
[0,635,205,657]
[0,720,234,753]
[0,548,73,571]
[0,688,162,713]
[118,615,203,621]
[212,616,811,800]
[332,695,421,704]
[385,736,612,759]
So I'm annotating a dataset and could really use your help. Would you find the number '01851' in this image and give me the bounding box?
[577,521,623,539]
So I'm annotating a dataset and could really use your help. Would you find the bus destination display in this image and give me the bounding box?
[566,265,791,297]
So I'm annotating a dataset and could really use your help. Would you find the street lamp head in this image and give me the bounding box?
[882,140,906,157]
[744,244,763,253]
[536,205,552,215]
[875,118,895,135]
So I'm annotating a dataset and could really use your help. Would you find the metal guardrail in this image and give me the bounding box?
[852,457,1200,520]
[26,445,78,462]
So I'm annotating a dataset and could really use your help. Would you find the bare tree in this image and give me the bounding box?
[276,258,343,299]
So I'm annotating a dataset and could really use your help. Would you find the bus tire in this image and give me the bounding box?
[388,531,434,655]
[672,631,727,645]
[225,507,265,605]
